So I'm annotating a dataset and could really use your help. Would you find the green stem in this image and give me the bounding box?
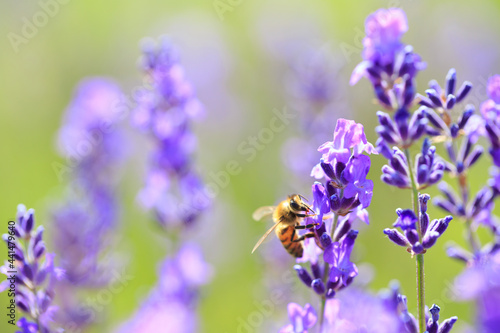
[465,218,480,254]
[415,253,425,333]
[405,148,426,333]
[318,213,339,333]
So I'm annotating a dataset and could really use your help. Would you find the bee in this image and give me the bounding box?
[251,194,318,258]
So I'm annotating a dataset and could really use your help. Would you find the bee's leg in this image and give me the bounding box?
[295,223,319,230]
[292,232,316,242]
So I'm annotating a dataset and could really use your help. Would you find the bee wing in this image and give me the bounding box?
[252,206,276,221]
[252,222,281,254]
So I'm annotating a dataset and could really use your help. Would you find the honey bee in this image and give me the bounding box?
[251,194,317,258]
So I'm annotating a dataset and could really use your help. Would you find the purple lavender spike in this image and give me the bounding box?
[464,146,483,168]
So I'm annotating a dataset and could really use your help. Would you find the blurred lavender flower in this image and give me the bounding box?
[351,8,425,110]
[57,77,125,180]
[115,244,212,333]
[132,37,210,228]
[53,77,124,329]
[282,47,350,177]
[454,250,500,332]
[1,205,64,333]
[482,75,500,166]
[279,303,317,333]
[320,288,403,333]
[384,194,453,254]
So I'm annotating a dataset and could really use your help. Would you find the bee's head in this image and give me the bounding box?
[288,194,316,216]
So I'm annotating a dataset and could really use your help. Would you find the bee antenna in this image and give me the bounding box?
[298,194,310,203]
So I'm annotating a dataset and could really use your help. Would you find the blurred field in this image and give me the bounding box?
[1,0,500,332]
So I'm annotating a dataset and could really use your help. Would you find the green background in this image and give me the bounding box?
[1,0,500,332]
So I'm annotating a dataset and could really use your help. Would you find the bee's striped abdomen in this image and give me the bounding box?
[277,225,303,258]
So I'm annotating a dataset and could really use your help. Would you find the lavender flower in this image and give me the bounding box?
[351,8,425,109]
[375,107,427,153]
[320,288,404,333]
[384,194,453,254]
[417,68,473,112]
[311,119,377,216]
[57,77,125,179]
[282,47,349,177]
[0,205,64,333]
[292,119,374,314]
[53,77,125,330]
[279,303,317,333]
[132,37,210,228]
[381,138,444,189]
[482,75,500,166]
[115,244,212,333]
[454,250,500,332]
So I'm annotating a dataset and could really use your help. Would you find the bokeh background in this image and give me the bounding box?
[2,0,500,332]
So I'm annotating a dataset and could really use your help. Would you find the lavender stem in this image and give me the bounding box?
[405,148,426,333]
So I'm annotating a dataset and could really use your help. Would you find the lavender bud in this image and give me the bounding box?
[375,84,392,107]
[446,245,472,262]
[320,233,332,248]
[419,194,430,213]
[405,229,420,245]
[412,242,425,254]
[311,262,322,280]
[458,105,474,129]
[333,219,351,241]
[422,231,439,249]
[446,69,457,95]
[294,265,313,287]
[455,81,472,103]
[446,95,456,110]
[25,209,34,234]
[426,89,443,108]
[325,288,336,299]
[384,229,409,247]
[312,278,325,295]
[464,146,483,168]
[450,123,459,138]
[438,316,458,333]
[424,109,448,132]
